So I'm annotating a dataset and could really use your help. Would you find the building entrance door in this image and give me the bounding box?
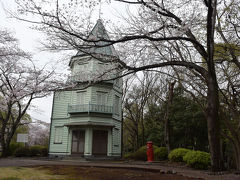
[71,130,85,154]
[92,130,108,156]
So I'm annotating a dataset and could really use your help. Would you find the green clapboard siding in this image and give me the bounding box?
[91,86,113,106]
[71,87,92,105]
[49,119,69,154]
[52,91,71,119]
[49,20,122,157]
[112,121,121,155]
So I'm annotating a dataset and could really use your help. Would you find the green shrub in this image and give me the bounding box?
[29,145,43,156]
[155,147,168,161]
[123,152,132,159]
[28,145,48,157]
[168,148,191,162]
[41,147,48,156]
[131,146,148,161]
[8,143,24,156]
[183,150,211,170]
[129,145,158,161]
[14,147,30,157]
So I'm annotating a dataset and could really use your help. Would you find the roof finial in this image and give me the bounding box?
[98,0,102,19]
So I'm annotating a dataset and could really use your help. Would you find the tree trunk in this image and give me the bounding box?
[136,127,139,149]
[0,133,11,158]
[0,124,7,158]
[141,116,145,147]
[231,140,240,171]
[0,139,6,158]
[164,81,176,154]
[234,143,240,171]
[227,131,240,171]
[206,76,223,171]
[134,121,139,151]
[121,110,123,158]
[0,122,19,158]
[1,142,10,158]
[164,117,170,154]
[205,0,224,171]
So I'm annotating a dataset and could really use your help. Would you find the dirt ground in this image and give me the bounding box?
[0,158,239,180]
[40,165,204,180]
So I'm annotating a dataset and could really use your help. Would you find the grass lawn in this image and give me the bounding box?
[0,167,66,180]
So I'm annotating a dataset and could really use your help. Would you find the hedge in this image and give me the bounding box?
[41,147,48,156]
[30,145,43,156]
[155,147,168,161]
[8,143,24,156]
[14,147,30,157]
[183,150,211,169]
[168,148,191,162]
[125,145,158,161]
[14,146,48,157]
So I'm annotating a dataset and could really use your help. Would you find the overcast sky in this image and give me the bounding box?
[0,0,54,123]
[0,0,134,123]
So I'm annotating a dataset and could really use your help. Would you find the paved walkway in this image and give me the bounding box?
[0,158,239,180]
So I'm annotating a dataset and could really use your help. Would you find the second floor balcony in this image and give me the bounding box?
[68,104,113,115]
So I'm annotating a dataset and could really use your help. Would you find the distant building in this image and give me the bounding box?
[49,20,122,158]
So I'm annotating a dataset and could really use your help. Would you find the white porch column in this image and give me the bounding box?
[107,128,113,156]
[84,127,93,156]
[67,127,72,155]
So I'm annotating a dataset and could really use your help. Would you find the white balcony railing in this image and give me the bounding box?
[68,104,113,114]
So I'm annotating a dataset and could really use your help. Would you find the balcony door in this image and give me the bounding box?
[96,92,107,112]
[72,130,85,154]
[76,91,86,111]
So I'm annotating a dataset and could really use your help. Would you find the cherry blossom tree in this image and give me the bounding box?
[12,0,240,171]
[28,120,50,146]
[0,29,63,157]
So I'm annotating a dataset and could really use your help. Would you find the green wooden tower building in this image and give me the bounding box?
[49,20,122,158]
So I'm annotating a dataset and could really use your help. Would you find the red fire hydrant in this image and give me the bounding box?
[146,141,154,162]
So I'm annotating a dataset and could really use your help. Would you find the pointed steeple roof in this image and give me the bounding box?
[76,19,118,57]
